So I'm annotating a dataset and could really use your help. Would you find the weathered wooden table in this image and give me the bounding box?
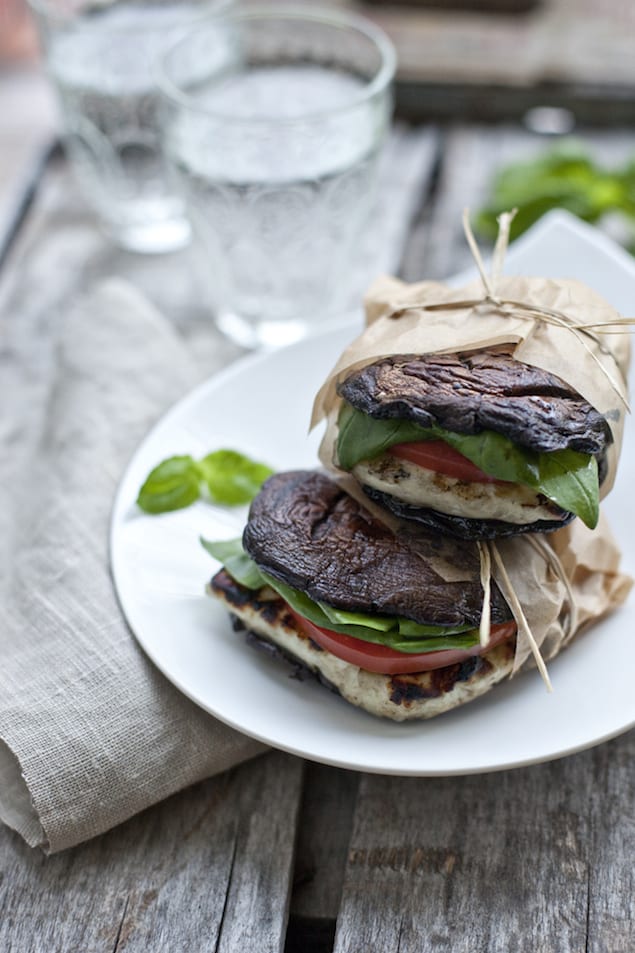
[1,70,634,953]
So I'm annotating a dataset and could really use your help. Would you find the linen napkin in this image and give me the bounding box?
[0,280,265,853]
[0,125,434,852]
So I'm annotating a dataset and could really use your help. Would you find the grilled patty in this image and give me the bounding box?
[210,569,516,722]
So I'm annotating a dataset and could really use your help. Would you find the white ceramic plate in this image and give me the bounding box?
[111,211,635,776]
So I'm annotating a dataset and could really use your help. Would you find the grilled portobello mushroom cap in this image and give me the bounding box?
[242,469,511,628]
[338,351,611,457]
[361,485,573,540]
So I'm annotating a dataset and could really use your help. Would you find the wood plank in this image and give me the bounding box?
[380,8,635,89]
[333,734,634,952]
[586,738,635,953]
[349,0,635,121]
[0,752,303,953]
[215,756,304,953]
[290,764,361,920]
[402,125,544,282]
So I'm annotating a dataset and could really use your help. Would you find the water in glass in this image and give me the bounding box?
[46,3,212,251]
[168,65,382,346]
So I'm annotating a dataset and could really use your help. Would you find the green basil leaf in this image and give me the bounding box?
[200,537,267,590]
[438,428,541,483]
[136,455,201,514]
[261,575,480,653]
[396,617,473,638]
[336,402,431,470]
[317,602,396,631]
[204,538,482,653]
[138,448,274,515]
[314,606,472,639]
[535,451,599,530]
[437,430,599,528]
[362,634,480,653]
[197,450,274,505]
[475,141,626,242]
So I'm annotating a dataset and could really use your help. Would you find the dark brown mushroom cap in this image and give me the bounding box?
[362,484,575,540]
[337,351,611,456]
[242,470,512,627]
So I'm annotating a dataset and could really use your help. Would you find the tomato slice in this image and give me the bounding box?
[289,608,516,674]
[391,440,507,484]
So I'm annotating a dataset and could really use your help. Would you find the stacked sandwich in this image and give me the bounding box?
[209,235,632,720]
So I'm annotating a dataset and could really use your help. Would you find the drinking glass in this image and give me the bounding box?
[29,0,234,253]
[157,5,396,347]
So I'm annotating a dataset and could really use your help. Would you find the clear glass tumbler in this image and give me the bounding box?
[29,0,234,253]
[157,5,396,347]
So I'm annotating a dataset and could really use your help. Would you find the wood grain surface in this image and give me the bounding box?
[0,753,302,953]
[333,735,635,952]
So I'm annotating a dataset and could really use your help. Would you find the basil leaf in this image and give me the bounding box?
[336,403,599,528]
[137,455,201,514]
[200,537,267,590]
[437,430,599,528]
[336,402,429,470]
[138,448,274,514]
[535,451,599,530]
[261,575,479,653]
[204,538,482,653]
[438,429,541,484]
[397,617,473,638]
[197,450,274,505]
[475,141,627,242]
[320,605,474,638]
[317,602,396,631]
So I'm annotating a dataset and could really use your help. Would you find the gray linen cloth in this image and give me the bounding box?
[0,281,265,853]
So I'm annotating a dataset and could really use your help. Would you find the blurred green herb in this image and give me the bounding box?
[137,449,274,514]
[475,140,635,248]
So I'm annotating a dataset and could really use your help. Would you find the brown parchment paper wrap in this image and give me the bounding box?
[311,227,633,680]
[495,512,632,675]
[312,274,631,498]
[326,471,632,680]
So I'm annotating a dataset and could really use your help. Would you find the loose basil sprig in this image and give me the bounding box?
[137,449,274,514]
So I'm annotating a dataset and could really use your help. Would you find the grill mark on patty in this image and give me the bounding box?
[210,569,295,630]
[212,569,516,692]
[390,655,490,705]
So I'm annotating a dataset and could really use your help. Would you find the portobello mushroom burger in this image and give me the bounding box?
[206,470,517,721]
[334,350,612,539]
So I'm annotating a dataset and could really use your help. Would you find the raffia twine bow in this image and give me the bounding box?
[389,209,632,413]
[478,535,577,691]
[424,209,626,690]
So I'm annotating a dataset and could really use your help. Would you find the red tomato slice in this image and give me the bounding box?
[289,608,516,675]
[391,440,507,484]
